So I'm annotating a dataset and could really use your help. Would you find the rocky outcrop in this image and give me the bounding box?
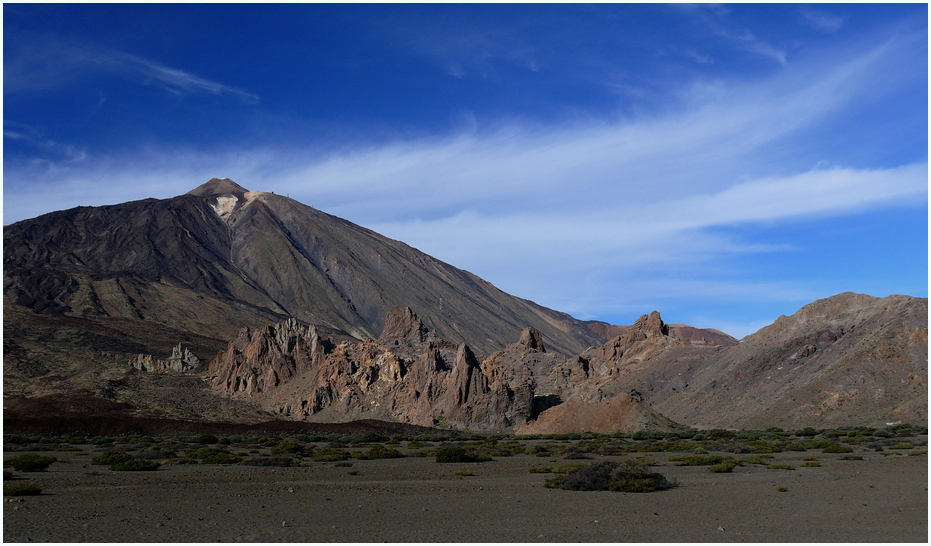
[515,392,681,435]
[209,319,326,395]
[130,344,202,373]
[207,309,540,430]
[379,306,433,344]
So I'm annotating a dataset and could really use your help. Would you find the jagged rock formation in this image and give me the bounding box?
[207,307,539,429]
[130,344,202,373]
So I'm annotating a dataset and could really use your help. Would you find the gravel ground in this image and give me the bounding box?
[3,447,927,542]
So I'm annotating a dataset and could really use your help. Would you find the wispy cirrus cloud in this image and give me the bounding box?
[3,33,258,103]
[3,121,88,163]
[676,4,788,65]
[800,8,846,33]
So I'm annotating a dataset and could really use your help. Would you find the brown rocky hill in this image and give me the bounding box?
[4,178,605,357]
[531,293,927,431]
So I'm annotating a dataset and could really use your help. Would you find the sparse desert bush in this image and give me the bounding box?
[356,445,403,460]
[650,441,696,452]
[804,440,853,453]
[708,460,740,473]
[162,458,199,465]
[454,470,475,477]
[838,455,863,461]
[908,450,927,456]
[334,461,353,467]
[202,453,242,465]
[747,441,781,453]
[740,454,774,465]
[548,461,676,493]
[195,434,219,445]
[800,461,821,467]
[313,448,352,462]
[240,457,295,467]
[528,465,553,473]
[673,455,732,466]
[271,439,311,457]
[110,459,161,471]
[552,462,589,474]
[765,464,795,470]
[4,484,42,496]
[435,446,492,463]
[4,454,57,472]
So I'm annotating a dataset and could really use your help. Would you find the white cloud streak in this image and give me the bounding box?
[800,8,846,33]
[3,35,258,103]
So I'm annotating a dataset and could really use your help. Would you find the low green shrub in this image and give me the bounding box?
[800,461,821,467]
[553,462,589,474]
[240,457,294,467]
[357,445,403,460]
[528,466,553,473]
[765,464,795,470]
[202,453,242,465]
[313,448,351,462]
[548,461,676,493]
[4,454,57,472]
[672,455,732,466]
[4,484,42,496]
[271,439,310,457]
[162,458,199,465]
[708,460,739,473]
[740,454,774,465]
[334,461,353,467]
[435,446,491,463]
[110,459,160,471]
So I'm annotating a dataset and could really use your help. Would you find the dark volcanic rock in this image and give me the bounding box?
[4,178,606,356]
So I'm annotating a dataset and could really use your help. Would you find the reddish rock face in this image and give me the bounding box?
[206,309,541,430]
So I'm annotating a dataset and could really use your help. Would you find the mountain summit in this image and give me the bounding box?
[4,179,605,356]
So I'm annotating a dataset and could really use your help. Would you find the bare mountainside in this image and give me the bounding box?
[4,178,605,357]
[522,293,927,431]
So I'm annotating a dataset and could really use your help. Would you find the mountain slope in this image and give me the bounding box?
[533,293,927,430]
[4,178,605,356]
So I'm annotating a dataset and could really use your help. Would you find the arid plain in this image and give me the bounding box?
[4,431,926,543]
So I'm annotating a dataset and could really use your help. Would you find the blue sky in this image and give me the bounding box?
[4,4,927,338]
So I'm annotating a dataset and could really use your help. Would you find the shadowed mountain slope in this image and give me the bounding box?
[4,178,605,357]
